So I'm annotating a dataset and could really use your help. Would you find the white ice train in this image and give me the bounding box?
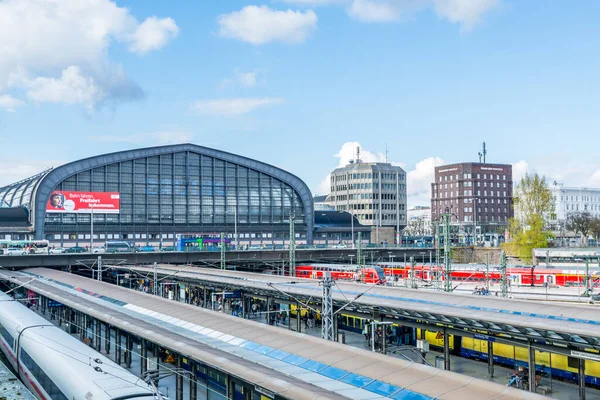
[0,291,157,400]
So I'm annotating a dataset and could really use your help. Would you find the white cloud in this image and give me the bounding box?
[89,131,193,145]
[343,0,498,28]
[512,160,529,185]
[0,159,64,188]
[433,0,500,30]
[217,6,318,45]
[128,16,179,54]
[281,0,349,5]
[0,94,25,112]
[406,156,445,207]
[236,71,258,88]
[348,0,401,23]
[333,141,387,166]
[314,142,443,208]
[25,66,103,108]
[0,0,178,108]
[191,98,283,116]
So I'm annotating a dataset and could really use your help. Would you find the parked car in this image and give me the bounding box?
[4,247,27,256]
[264,244,274,250]
[64,246,86,253]
[160,246,176,252]
[333,243,348,249]
[49,247,66,254]
[139,245,155,252]
[274,244,286,250]
[92,246,106,254]
[248,245,263,251]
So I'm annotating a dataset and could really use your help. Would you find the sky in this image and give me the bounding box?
[0,0,599,207]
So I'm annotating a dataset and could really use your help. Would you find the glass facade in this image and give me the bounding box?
[43,151,307,243]
[0,169,51,209]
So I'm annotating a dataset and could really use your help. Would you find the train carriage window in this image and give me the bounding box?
[0,325,14,348]
[20,349,68,400]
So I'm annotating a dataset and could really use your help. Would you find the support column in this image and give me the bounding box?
[241,293,246,319]
[443,328,451,371]
[176,355,183,400]
[115,328,122,365]
[41,296,46,315]
[140,339,148,376]
[125,334,133,368]
[95,320,102,352]
[266,296,272,325]
[579,358,586,400]
[154,344,161,386]
[69,309,77,334]
[189,360,197,400]
[105,324,111,354]
[528,342,536,393]
[227,376,235,400]
[487,341,494,378]
[203,287,207,309]
[296,302,301,333]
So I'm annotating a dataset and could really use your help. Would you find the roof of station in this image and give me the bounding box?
[120,265,600,352]
[0,168,52,209]
[3,268,544,400]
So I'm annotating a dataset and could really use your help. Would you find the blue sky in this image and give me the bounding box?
[1,0,599,206]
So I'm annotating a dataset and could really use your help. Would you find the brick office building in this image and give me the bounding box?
[431,162,513,243]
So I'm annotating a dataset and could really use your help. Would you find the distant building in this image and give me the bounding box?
[404,206,432,236]
[313,195,335,211]
[325,147,407,243]
[431,162,513,243]
[549,182,600,221]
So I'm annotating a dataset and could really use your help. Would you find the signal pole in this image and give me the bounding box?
[321,272,335,341]
[409,256,417,289]
[220,232,225,270]
[289,214,296,277]
[500,251,508,298]
[443,213,452,292]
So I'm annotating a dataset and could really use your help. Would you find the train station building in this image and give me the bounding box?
[0,144,315,247]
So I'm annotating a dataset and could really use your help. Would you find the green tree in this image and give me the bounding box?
[589,217,600,242]
[504,173,554,263]
[566,212,592,246]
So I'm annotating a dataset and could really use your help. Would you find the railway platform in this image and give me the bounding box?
[0,268,546,400]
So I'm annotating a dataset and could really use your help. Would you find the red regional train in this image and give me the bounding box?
[376,262,600,288]
[295,263,386,284]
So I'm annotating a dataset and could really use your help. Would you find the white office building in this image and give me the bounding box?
[325,149,407,238]
[549,182,600,222]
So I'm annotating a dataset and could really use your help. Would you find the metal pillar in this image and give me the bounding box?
[105,324,111,354]
[485,253,490,291]
[190,360,198,400]
[409,257,416,289]
[97,255,103,281]
[357,232,363,270]
[289,214,296,277]
[153,262,158,296]
[220,232,225,270]
[322,272,335,341]
[487,342,494,378]
[241,294,246,319]
[176,355,183,400]
[500,251,508,298]
[266,297,272,325]
[584,258,590,297]
[443,214,452,292]
[125,334,133,368]
[203,286,207,308]
[95,320,102,352]
[141,339,148,375]
[296,302,301,332]
[443,328,451,371]
[115,328,122,365]
[528,342,536,393]
[579,358,586,400]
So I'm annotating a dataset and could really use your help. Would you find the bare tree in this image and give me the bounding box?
[589,217,600,243]
[566,212,592,246]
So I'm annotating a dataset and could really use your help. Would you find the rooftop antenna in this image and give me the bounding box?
[356,146,361,163]
[385,143,388,163]
[478,142,487,163]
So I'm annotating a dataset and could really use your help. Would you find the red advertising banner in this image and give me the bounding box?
[46,191,120,214]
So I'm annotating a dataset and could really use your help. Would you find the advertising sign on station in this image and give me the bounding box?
[46,191,120,214]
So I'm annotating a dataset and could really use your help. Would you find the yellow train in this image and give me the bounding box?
[339,314,600,387]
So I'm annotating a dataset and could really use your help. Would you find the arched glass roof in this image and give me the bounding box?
[0,168,53,209]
